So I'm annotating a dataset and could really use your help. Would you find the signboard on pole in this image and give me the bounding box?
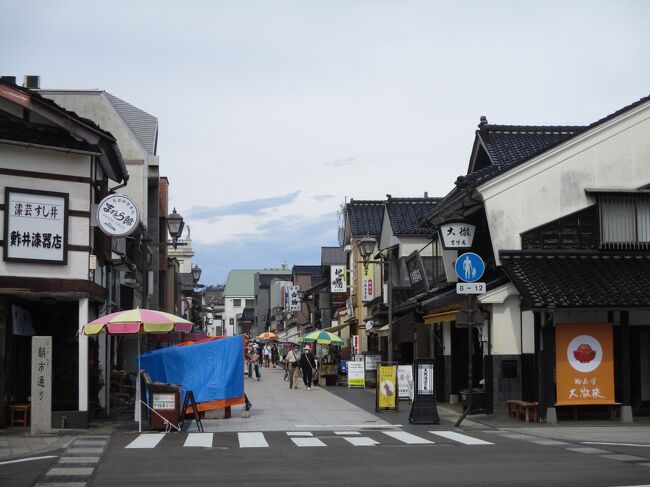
[376,362,399,411]
[351,335,360,355]
[330,265,347,293]
[408,359,440,424]
[439,222,476,249]
[347,361,365,388]
[405,250,429,294]
[361,263,374,302]
[397,365,414,400]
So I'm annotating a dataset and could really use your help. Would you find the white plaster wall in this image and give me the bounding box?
[522,310,535,354]
[490,295,522,355]
[0,144,92,280]
[479,102,650,263]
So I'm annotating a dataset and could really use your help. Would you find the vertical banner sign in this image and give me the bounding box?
[405,250,429,294]
[397,365,414,400]
[408,359,440,424]
[288,286,301,312]
[376,362,399,411]
[4,188,68,264]
[417,363,434,395]
[330,265,347,293]
[347,361,365,388]
[361,263,374,301]
[555,324,615,406]
[352,335,360,355]
[31,336,52,433]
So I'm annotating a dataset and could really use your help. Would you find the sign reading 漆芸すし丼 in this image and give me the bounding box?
[3,188,68,264]
[555,323,615,406]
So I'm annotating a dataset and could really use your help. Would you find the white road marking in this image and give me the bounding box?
[382,431,433,444]
[429,431,493,445]
[58,456,100,463]
[294,424,401,429]
[287,432,313,436]
[0,455,56,466]
[335,431,361,435]
[291,437,326,447]
[344,437,379,446]
[46,467,95,476]
[238,432,269,448]
[125,433,166,449]
[184,433,214,447]
[582,441,650,448]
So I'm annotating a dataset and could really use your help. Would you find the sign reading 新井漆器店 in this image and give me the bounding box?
[347,361,365,388]
[555,323,615,406]
[4,188,68,264]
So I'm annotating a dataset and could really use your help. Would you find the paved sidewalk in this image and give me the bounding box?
[187,366,398,432]
[0,430,74,461]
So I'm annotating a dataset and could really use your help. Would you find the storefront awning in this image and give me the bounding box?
[322,322,349,334]
[500,251,650,310]
[424,309,459,324]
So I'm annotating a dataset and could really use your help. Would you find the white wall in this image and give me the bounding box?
[490,295,523,355]
[479,102,650,264]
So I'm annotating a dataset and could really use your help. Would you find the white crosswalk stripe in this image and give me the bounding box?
[429,431,493,445]
[290,437,326,447]
[126,433,166,449]
[184,433,214,447]
[238,432,269,448]
[381,431,434,445]
[344,436,379,446]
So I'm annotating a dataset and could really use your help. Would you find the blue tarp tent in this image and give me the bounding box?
[140,335,244,409]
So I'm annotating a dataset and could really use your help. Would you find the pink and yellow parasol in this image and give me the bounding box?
[256,331,277,340]
[83,308,193,336]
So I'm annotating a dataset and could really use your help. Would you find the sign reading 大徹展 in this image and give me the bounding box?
[4,188,68,264]
[330,265,347,293]
[439,222,476,249]
[96,193,140,237]
[417,363,434,395]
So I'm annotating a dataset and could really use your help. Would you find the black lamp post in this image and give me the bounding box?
[166,207,185,249]
[191,264,202,284]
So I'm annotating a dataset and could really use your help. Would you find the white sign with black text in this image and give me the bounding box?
[96,193,140,237]
[417,363,435,395]
[456,282,486,294]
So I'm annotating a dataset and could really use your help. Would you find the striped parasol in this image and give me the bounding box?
[299,330,345,345]
[83,308,193,335]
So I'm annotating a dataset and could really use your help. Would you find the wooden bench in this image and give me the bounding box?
[506,399,539,423]
[9,403,30,427]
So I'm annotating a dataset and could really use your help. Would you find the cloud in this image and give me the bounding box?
[185,191,300,222]
[323,157,358,167]
[312,194,335,202]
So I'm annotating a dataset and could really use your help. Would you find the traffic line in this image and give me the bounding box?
[238,432,269,448]
[47,467,94,476]
[125,433,166,449]
[287,432,313,436]
[343,437,379,447]
[429,431,493,445]
[290,437,327,447]
[335,431,361,435]
[184,433,214,447]
[0,455,57,466]
[382,431,433,444]
[582,441,650,448]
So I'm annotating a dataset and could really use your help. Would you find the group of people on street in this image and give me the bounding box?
[245,341,283,382]
[284,344,318,390]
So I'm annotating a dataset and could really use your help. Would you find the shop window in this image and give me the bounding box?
[233,299,241,307]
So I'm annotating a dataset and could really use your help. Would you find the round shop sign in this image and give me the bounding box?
[96,194,140,237]
[567,334,603,373]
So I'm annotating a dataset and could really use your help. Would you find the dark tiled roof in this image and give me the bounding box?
[479,124,585,168]
[0,111,98,153]
[386,197,441,235]
[241,307,255,322]
[292,265,322,278]
[346,199,384,237]
[500,251,650,309]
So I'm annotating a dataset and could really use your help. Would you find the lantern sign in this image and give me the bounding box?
[439,221,475,249]
[405,250,429,294]
[96,193,140,237]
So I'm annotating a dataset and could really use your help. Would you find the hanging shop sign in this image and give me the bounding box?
[96,193,140,237]
[3,188,68,264]
[330,265,347,293]
[347,361,365,388]
[555,323,615,406]
[376,362,399,411]
[397,364,414,400]
[287,286,301,312]
[361,263,374,301]
[352,335,360,355]
[408,359,440,424]
[439,221,476,249]
[405,250,429,294]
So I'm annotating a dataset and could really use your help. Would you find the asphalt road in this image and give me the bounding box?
[86,428,650,487]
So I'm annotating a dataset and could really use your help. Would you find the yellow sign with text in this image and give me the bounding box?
[555,323,615,406]
[377,364,398,410]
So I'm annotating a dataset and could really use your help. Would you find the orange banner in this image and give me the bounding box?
[555,323,615,406]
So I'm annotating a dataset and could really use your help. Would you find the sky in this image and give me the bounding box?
[2,1,649,285]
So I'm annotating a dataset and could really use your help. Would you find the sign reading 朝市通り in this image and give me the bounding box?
[4,188,68,264]
[96,193,140,237]
[555,323,615,406]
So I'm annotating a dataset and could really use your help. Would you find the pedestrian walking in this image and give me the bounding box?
[285,344,301,389]
[300,346,317,390]
[271,343,279,368]
[263,343,272,368]
[246,343,261,381]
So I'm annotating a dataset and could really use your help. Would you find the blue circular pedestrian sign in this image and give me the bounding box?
[454,252,485,283]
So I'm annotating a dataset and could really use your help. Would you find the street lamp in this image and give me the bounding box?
[358,236,377,269]
[166,207,184,249]
[191,264,202,284]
